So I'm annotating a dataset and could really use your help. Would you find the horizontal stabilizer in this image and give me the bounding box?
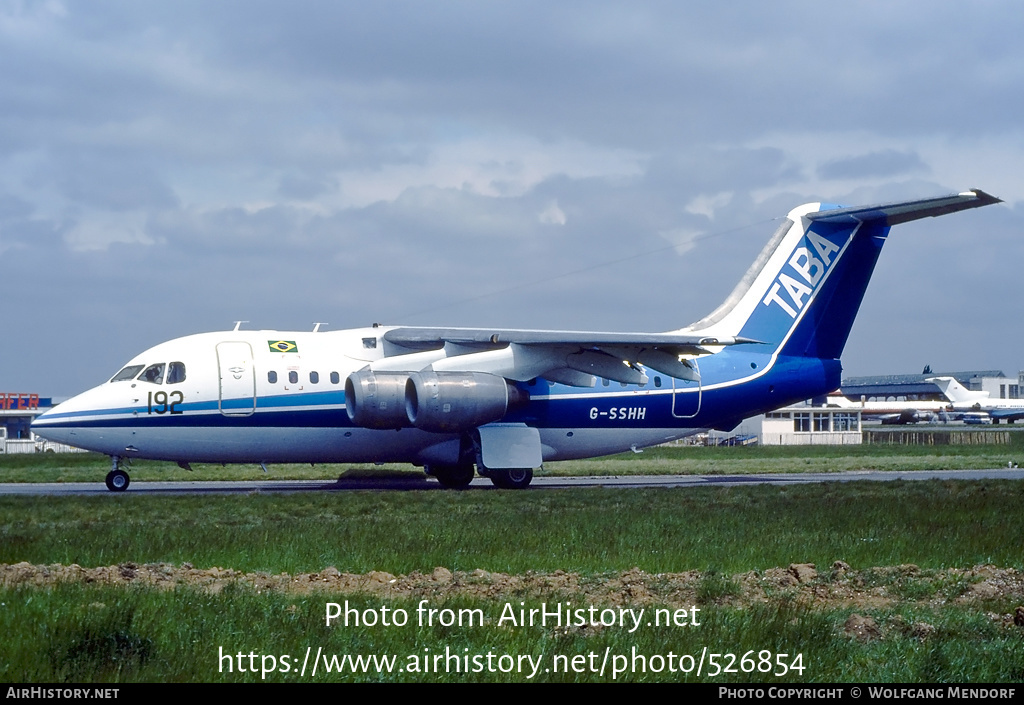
[807,190,1001,226]
[686,188,1001,361]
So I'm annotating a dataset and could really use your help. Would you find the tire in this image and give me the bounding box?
[489,467,533,489]
[105,469,130,492]
[429,463,475,489]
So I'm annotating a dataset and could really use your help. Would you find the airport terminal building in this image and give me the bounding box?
[729,370,1024,446]
[840,370,1021,403]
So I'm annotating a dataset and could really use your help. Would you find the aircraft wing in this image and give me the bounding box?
[383,327,756,352]
[374,327,762,385]
[877,412,912,425]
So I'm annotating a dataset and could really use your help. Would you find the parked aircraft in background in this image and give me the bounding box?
[927,376,1024,424]
[32,190,1000,491]
[825,393,949,425]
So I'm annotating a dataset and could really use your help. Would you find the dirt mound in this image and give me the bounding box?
[2,562,1023,614]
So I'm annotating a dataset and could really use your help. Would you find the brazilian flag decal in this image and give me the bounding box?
[268,340,299,353]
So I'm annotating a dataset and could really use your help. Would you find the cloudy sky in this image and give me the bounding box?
[3,1,1024,396]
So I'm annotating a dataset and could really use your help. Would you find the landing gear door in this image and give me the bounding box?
[671,361,702,419]
[476,424,543,470]
[217,342,256,416]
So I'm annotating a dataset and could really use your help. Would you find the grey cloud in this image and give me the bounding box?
[147,204,322,255]
[0,194,34,221]
[52,153,179,211]
[0,195,62,249]
[817,150,929,180]
[276,172,336,200]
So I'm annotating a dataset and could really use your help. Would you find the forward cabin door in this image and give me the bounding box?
[216,342,256,416]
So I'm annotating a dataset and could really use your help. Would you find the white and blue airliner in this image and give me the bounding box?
[32,190,1000,491]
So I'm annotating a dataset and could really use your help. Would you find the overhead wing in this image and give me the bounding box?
[370,326,762,386]
[383,327,756,351]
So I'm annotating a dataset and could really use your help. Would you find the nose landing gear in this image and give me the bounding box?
[105,456,130,492]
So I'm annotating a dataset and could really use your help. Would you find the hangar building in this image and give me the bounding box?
[840,370,1020,403]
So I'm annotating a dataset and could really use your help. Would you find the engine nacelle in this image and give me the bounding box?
[405,371,526,433]
[344,370,411,429]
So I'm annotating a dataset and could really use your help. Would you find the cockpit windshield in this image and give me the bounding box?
[110,365,144,382]
[138,363,166,384]
[167,361,186,384]
[109,361,186,384]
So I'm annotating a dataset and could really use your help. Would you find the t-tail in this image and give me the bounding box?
[681,190,1001,362]
[925,376,989,404]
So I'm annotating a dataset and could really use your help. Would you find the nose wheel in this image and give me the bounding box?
[105,456,131,492]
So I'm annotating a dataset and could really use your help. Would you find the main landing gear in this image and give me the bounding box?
[487,467,533,490]
[428,462,477,489]
[424,434,536,489]
[105,456,130,492]
[426,463,535,489]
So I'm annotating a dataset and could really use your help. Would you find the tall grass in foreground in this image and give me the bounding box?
[3,480,1023,683]
[2,585,1021,682]
[1,481,1022,574]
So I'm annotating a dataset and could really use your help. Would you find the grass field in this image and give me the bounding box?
[4,585,1021,683]
[2,447,1023,683]
[2,481,1022,573]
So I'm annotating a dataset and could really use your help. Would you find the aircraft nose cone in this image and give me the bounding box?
[30,403,55,430]
[30,403,69,443]
[30,390,102,447]
[28,385,136,456]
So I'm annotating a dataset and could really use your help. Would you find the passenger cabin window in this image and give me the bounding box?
[139,363,166,384]
[330,372,340,384]
[309,371,319,384]
[288,371,298,384]
[268,371,278,384]
[110,365,144,383]
[166,362,186,384]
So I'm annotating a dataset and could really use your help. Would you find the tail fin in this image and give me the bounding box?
[926,376,989,404]
[685,190,1000,360]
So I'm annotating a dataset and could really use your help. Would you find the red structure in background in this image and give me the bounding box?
[0,393,40,410]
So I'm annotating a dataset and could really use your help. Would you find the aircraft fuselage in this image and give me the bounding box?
[32,327,834,465]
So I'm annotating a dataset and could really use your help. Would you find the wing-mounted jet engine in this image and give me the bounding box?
[344,368,527,433]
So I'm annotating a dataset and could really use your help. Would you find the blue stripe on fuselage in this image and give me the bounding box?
[34,389,348,426]
[507,349,837,431]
